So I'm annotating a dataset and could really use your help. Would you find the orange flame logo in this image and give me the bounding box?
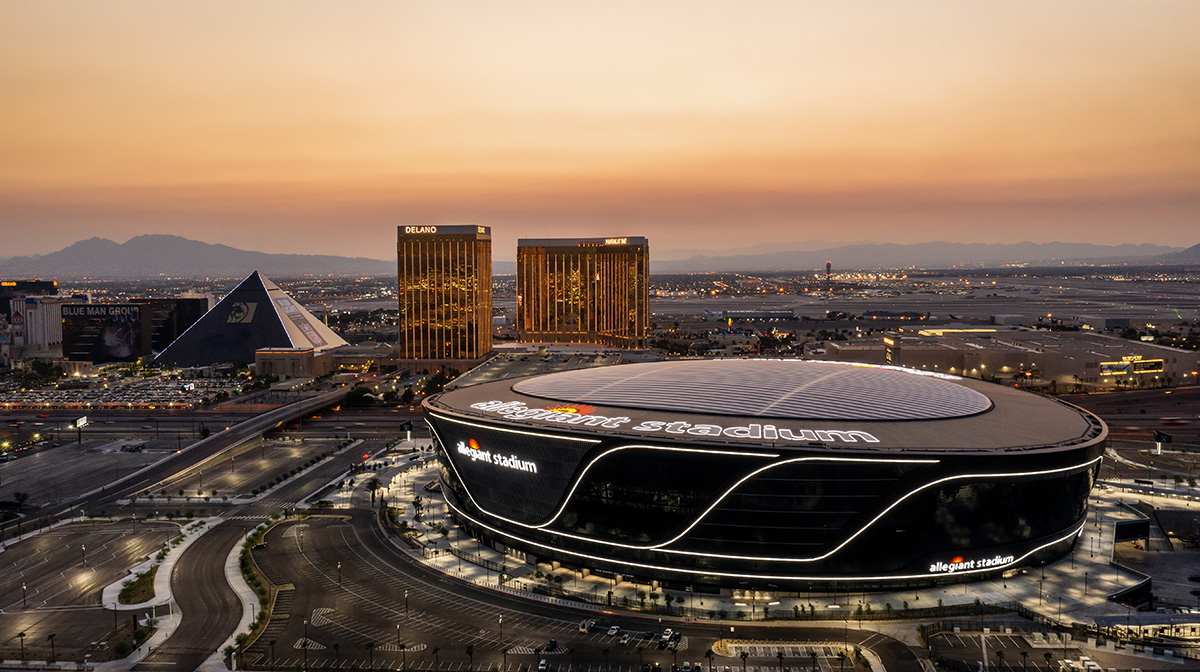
[544,404,596,415]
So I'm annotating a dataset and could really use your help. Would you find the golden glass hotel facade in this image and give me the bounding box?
[516,237,649,348]
[398,225,492,367]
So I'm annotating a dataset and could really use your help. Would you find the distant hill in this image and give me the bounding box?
[1154,242,1200,265]
[0,235,394,278]
[650,241,1184,273]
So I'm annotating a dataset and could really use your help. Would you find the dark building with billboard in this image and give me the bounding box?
[515,237,649,348]
[62,303,152,363]
[425,359,1105,590]
[0,280,57,320]
[132,298,209,352]
[397,225,492,369]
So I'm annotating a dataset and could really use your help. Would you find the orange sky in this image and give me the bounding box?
[2,1,1198,260]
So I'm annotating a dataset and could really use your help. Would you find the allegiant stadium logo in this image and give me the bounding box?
[455,439,538,474]
[928,554,1014,574]
[468,400,880,444]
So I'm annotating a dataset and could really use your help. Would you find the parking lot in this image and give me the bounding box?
[0,376,243,411]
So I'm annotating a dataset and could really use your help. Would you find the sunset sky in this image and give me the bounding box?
[2,1,1198,260]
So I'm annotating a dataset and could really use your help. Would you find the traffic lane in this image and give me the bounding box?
[246,514,919,672]
[247,516,602,668]
[1,521,176,609]
[136,520,255,671]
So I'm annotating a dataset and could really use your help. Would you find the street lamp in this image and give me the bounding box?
[22,582,27,608]
[337,561,342,585]
[81,544,86,566]
[405,589,409,616]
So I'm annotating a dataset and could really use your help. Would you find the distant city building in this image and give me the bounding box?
[0,280,57,321]
[516,237,649,348]
[6,295,82,361]
[156,271,347,368]
[815,327,1200,390]
[255,347,334,379]
[397,225,493,369]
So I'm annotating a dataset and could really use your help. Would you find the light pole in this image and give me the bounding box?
[338,561,342,585]
[405,589,409,616]
[81,544,86,566]
[303,619,309,671]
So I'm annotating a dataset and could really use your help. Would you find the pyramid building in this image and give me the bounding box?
[156,271,347,367]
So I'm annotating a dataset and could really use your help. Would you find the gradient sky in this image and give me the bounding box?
[2,1,1198,260]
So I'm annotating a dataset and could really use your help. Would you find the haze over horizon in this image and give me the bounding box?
[3,1,1198,260]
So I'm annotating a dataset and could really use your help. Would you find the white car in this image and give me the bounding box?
[661,628,673,641]
[607,626,621,636]
[619,634,631,646]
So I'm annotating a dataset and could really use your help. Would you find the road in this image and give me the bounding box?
[135,520,257,672]
[243,512,923,672]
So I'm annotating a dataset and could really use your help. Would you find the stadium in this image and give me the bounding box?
[424,359,1106,590]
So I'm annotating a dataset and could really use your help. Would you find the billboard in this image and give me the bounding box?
[62,304,149,363]
[1100,358,1164,375]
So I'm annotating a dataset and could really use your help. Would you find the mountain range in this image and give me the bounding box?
[0,235,1195,278]
[0,235,394,278]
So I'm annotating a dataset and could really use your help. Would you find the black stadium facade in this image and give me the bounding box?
[424,360,1106,590]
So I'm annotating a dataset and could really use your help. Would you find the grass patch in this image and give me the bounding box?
[118,565,158,605]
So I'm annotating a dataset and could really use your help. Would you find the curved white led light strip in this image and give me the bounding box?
[652,454,1103,561]
[429,417,776,532]
[430,411,1102,564]
[444,495,1088,582]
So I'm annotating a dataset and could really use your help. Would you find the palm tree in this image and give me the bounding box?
[604,648,610,672]
[1043,652,1052,671]
[366,477,382,506]
[705,649,715,672]
[777,650,785,672]
[837,650,847,672]
[1020,651,1028,671]
[367,641,375,668]
[333,642,340,662]
[996,650,1005,671]
[810,651,818,671]
[18,631,26,660]
[432,646,441,669]
[399,642,406,670]
[47,633,56,661]
[466,645,474,671]
[741,651,750,672]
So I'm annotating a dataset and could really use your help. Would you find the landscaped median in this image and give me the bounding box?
[212,514,288,670]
